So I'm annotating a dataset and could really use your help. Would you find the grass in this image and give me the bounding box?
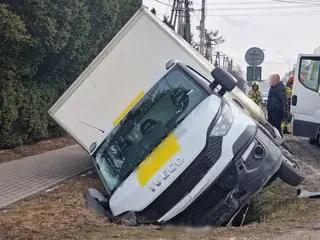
[246,180,320,225]
[1,136,320,239]
[1,172,320,240]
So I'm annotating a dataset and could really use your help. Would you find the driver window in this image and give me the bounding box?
[299,58,320,92]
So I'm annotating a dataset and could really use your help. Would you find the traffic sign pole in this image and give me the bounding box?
[245,47,265,82]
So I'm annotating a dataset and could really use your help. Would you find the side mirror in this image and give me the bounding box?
[166,59,176,70]
[210,67,237,96]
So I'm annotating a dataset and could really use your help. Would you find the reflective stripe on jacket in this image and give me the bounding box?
[248,90,263,106]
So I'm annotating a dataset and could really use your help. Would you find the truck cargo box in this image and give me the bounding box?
[49,7,264,152]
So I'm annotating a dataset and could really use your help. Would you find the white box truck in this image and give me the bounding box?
[49,7,304,226]
[291,47,320,144]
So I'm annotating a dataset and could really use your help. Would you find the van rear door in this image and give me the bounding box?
[292,54,320,139]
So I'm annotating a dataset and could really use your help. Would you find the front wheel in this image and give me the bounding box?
[278,147,305,186]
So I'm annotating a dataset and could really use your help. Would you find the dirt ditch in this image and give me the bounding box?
[0,136,320,239]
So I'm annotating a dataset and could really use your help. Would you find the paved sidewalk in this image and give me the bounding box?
[0,145,92,208]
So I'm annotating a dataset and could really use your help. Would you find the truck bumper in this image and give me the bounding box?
[171,127,283,226]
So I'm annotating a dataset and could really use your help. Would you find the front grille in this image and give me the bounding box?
[171,162,237,226]
[138,136,223,222]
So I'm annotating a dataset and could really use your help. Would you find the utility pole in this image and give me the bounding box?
[214,51,220,67]
[172,1,179,30]
[216,52,221,66]
[222,54,226,69]
[248,52,259,81]
[199,0,206,55]
[225,56,229,71]
[169,0,177,25]
[204,33,212,62]
[184,0,191,43]
[218,52,221,66]
[247,50,262,81]
[228,59,233,72]
[177,0,184,36]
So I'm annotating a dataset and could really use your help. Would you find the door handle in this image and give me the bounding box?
[292,95,297,106]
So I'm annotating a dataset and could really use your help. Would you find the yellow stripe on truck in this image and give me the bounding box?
[137,133,180,186]
[113,91,145,126]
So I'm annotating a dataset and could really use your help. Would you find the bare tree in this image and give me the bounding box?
[204,30,225,61]
[163,15,174,30]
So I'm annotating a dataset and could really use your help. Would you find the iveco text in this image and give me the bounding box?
[149,157,185,192]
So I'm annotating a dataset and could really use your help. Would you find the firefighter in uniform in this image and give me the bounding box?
[248,81,263,106]
[282,75,294,134]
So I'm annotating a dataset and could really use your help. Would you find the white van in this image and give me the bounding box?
[49,7,304,226]
[291,51,320,144]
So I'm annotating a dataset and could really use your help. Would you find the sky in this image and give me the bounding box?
[142,0,320,79]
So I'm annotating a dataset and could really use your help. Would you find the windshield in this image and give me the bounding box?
[299,58,320,92]
[93,66,209,192]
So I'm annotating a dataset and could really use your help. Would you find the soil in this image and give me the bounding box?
[0,137,76,164]
[0,136,320,240]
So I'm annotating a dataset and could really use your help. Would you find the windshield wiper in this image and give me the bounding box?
[80,121,104,133]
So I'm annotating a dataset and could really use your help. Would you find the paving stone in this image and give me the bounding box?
[0,145,92,208]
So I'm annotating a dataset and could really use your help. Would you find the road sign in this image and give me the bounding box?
[245,47,264,67]
[247,66,262,82]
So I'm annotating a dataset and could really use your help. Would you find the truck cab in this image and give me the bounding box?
[291,54,320,144]
[89,61,285,226]
[49,7,304,227]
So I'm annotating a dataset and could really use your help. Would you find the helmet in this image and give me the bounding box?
[252,81,259,89]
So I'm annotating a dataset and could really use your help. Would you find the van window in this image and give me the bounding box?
[93,66,209,192]
[299,58,320,92]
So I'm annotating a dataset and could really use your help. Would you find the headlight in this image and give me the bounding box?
[210,101,234,136]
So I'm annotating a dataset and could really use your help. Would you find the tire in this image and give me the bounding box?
[278,147,305,186]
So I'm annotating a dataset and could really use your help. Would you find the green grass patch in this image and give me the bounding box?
[245,180,320,224]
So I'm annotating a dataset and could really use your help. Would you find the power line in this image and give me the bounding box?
[149,3,320,16]
[193,1,285,5]
[152,0,320,8]
[154,0,172,7]
[203,4,320,11]
[192,0,320,6]
[273,0,320,6]
[160,2,320,13]
[193,0,320,5]
[206,10,320,16]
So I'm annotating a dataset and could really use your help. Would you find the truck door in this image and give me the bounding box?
[291,54,320,139]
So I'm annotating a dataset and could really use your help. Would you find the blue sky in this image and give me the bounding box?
[143,0,320,79]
